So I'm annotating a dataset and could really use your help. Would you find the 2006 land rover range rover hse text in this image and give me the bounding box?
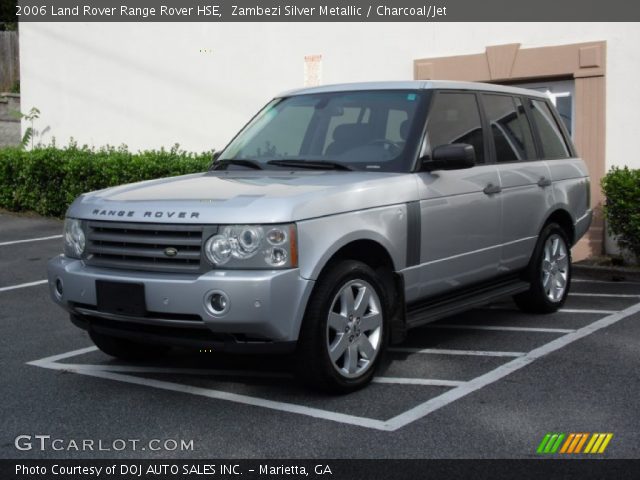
[48,81,591,392]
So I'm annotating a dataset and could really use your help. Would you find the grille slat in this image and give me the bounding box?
[89,245,202,260]
[85,221,208,273]
[90,232,202,246]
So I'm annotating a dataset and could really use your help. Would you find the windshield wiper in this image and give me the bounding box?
[211,159,263,170]
[266,159,352,171]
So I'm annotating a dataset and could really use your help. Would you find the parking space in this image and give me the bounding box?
[2,211,640,458]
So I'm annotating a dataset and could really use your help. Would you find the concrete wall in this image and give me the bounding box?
[0,93,20,147]
[19,22,640,173]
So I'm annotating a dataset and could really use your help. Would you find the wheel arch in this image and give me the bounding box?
[542,208,576,246]
[300,238,406,345]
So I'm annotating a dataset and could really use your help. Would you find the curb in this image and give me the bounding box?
[573,263,640,283]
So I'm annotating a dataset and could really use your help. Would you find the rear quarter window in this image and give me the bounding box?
[530,99,571,160]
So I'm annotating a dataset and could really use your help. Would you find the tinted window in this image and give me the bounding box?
[513,98,537,159]
[426,92,484,164]
[530,99,570,159]
[385,109,409,143]
[483,94,536,162]
[241,105,315,158]
[323,106,371,152]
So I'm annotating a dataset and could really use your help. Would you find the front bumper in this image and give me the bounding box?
[47,255,314,351]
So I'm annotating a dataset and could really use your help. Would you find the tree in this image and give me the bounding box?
[0,0,18,30]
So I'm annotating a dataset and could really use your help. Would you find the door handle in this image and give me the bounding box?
[483,183,502,195]
[537,177,552,188]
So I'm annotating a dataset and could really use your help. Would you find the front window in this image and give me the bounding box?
[217,90,430,172]
[424,92,485,164]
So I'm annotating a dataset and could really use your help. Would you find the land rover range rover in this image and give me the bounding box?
[48,81,591,392]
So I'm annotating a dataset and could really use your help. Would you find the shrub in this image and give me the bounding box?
[601,166,640,263]
[0,143,212,217]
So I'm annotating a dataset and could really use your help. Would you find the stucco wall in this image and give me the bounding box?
[19,22,640,170]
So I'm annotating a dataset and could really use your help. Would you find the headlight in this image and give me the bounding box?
[204,224,297,269]
[63,218,85,258]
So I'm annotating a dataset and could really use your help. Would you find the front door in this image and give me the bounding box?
[410,91,502,301]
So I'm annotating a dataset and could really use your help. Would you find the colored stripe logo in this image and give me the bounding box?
[537,433,613,454]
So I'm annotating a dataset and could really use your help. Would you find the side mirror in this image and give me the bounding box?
[422,143,476,171]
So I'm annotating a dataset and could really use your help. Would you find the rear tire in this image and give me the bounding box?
[514,223,572,313]
[89,330,169,361]
[295,260,390,393]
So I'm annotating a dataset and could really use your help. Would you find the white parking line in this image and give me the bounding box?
[559,308,617,315]
[388,347,524,358]
[27,347,291,379]
[427,324,575,333]
[44,363,290,379]
[0,279,48,293]
[482,305,617,315]
[372,377,464,387]
[0,234,62,246]
[27,346,99,365]
[570,293,640,298]
[30,358,390,431]
[384,300,640,431]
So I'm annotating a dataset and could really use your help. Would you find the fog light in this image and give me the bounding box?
[54,278,64,299]
[205,290,230,316]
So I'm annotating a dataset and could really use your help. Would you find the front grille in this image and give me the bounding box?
[85,221,213,273]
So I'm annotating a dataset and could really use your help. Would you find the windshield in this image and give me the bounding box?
[216,90,429,172]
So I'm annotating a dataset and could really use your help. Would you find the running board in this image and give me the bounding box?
[406,278,530,329]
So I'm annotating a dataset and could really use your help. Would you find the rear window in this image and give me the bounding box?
[530,99,571,159]
[483,94,536,162]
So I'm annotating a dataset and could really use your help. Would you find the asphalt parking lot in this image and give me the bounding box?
[1,210,640,459]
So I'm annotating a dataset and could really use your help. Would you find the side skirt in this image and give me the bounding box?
[405,275,529,329]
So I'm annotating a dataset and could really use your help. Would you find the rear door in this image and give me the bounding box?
[480,93,553,273]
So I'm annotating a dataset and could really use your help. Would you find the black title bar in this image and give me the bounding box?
[13,0,640,22]
[4,459,640,480]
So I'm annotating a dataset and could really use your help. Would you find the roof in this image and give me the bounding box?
[278,80,549,99]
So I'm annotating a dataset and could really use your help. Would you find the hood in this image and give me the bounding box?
[67,170,419,224]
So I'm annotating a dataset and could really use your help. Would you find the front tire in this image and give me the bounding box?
[295,260,389,393]
[514,223,572,313]
[89,330,169,361]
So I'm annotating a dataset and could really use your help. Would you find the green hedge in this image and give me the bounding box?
[0,144,212,217]
[601,166,640,262]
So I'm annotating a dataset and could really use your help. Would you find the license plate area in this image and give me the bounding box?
[96,280,146,317]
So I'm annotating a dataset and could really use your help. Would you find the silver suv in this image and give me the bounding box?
[48,81,591,392]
